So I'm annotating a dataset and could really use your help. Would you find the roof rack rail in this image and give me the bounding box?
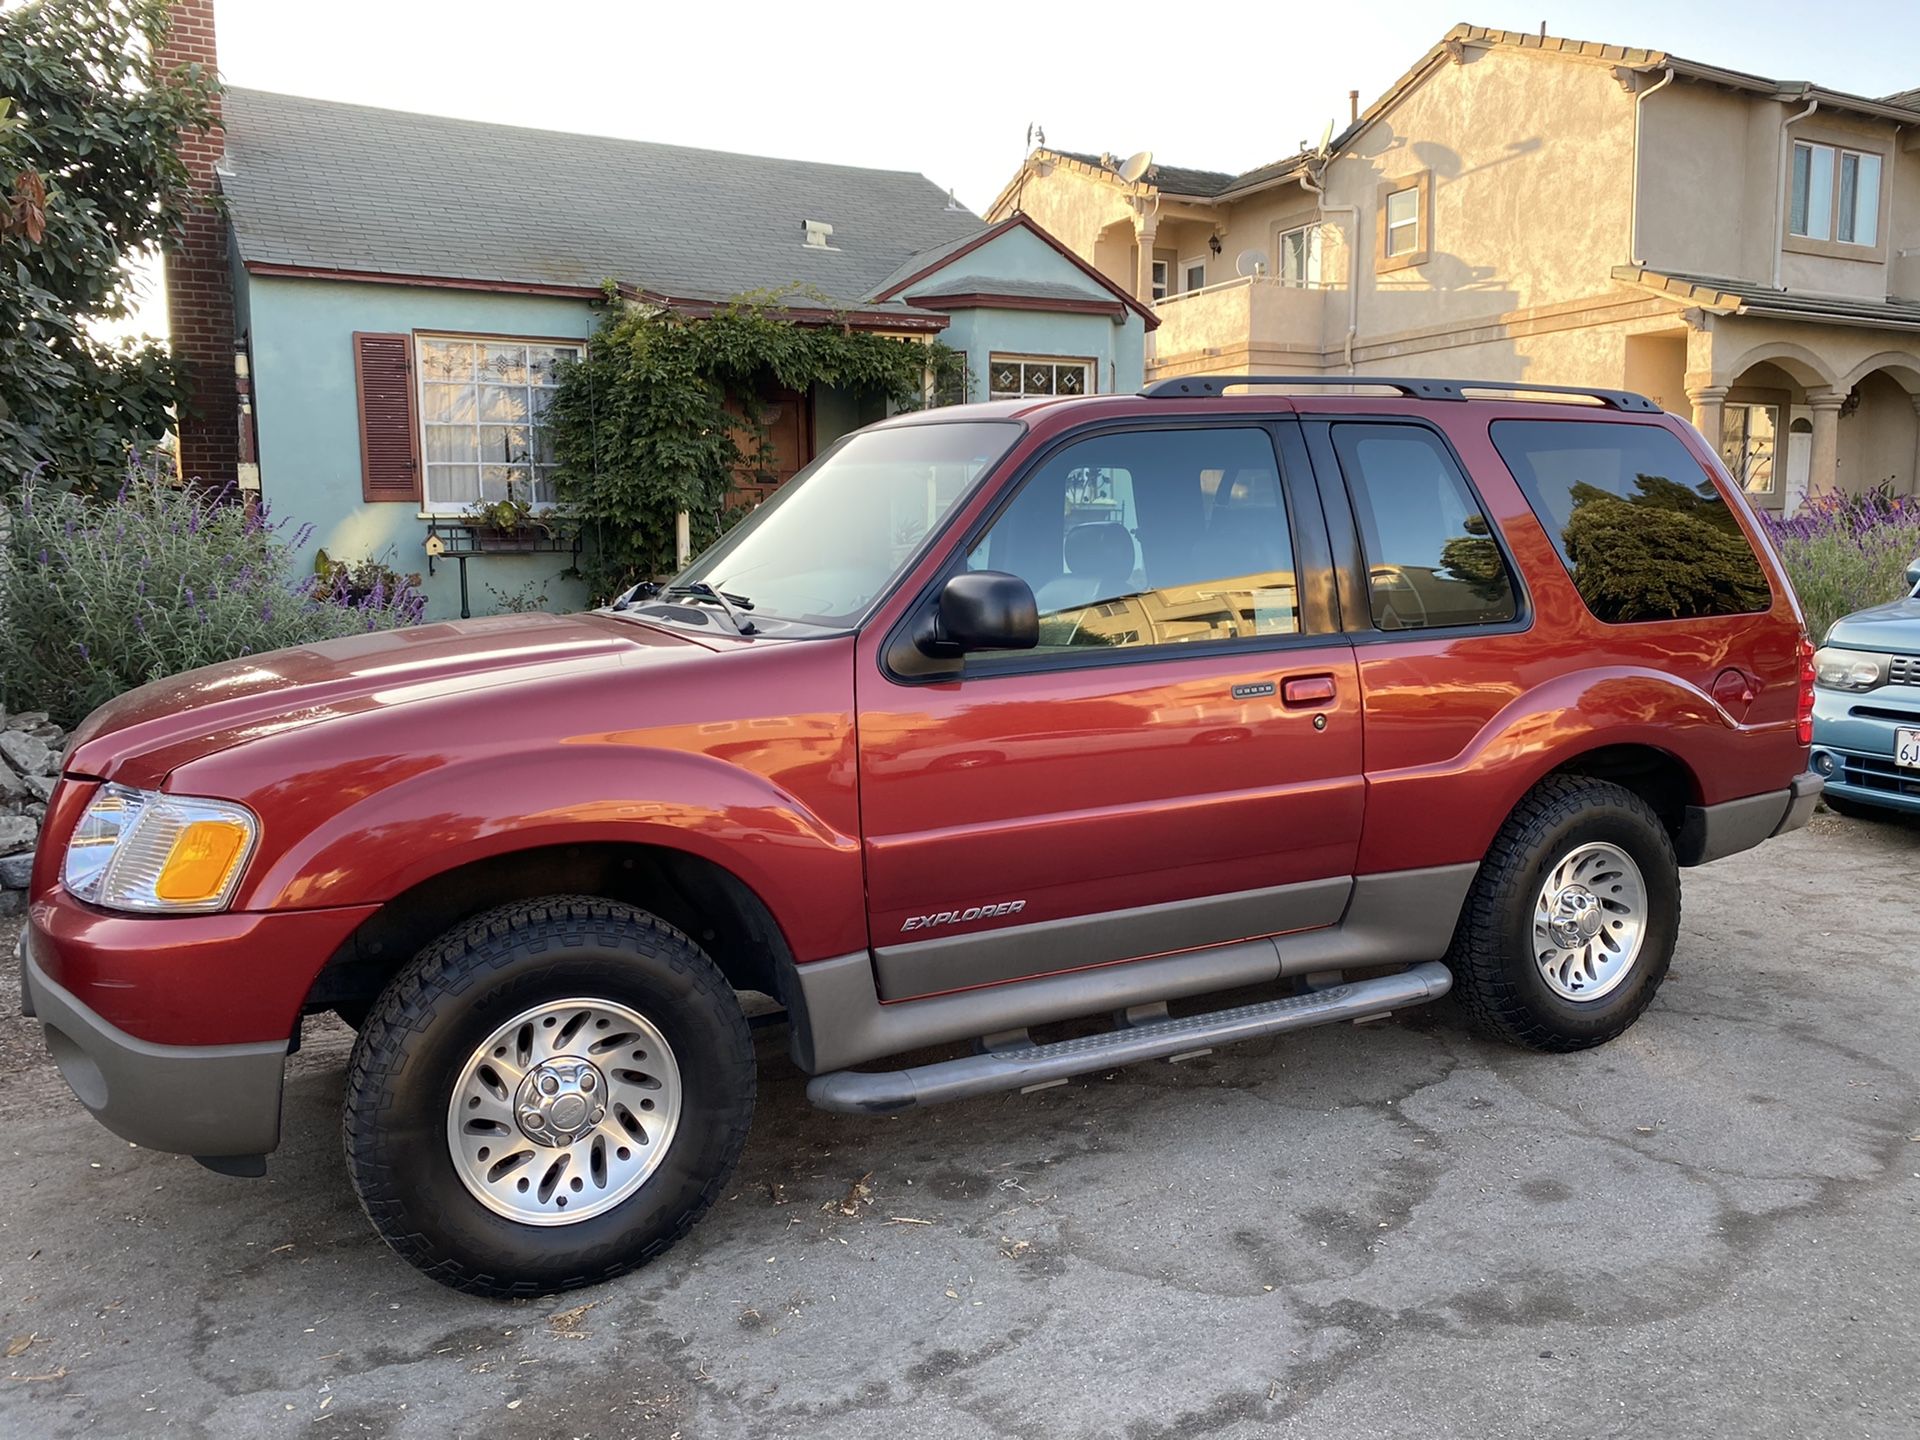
[1139,374,1663,413]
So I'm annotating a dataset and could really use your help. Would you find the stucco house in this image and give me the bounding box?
[157,1,1150,618]
[992,23,1920,513]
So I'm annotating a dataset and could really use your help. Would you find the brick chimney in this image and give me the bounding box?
[155,0,240,487]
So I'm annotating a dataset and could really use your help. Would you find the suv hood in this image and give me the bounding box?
[67,610,713,786]
[1824,591,1920,653]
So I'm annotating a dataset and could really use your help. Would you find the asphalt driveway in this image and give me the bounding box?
[2,811,1917,1439]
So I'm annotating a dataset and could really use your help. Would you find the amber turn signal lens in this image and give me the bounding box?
[154,819,252,902]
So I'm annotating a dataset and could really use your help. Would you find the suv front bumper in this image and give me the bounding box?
[19,927,288,1161]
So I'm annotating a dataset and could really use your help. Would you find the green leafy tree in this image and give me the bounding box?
[547,287,965,600]
[0,0,218,490]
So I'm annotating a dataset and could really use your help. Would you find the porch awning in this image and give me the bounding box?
[1613,265,1920,333]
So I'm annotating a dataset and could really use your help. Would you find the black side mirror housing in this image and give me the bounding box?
[914,571,1039,657]
[1906,556,1920,591]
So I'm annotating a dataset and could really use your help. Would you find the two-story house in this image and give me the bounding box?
[991,24,1920,512]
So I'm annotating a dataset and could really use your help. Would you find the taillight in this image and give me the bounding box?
[1796,634,1816,746]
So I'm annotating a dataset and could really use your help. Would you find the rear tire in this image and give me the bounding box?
[343,895,754,1297]
[1447,776,1679,1053]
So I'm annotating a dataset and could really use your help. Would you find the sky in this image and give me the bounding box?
[106,0,1920,340]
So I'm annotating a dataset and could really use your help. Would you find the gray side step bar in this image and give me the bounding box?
[806,962,1453,1115]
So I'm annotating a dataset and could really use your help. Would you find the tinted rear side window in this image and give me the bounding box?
[1330,423,1519,631]
[1491,420,1771,624]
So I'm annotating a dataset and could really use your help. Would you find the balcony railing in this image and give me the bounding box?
[1151,275,1337,373]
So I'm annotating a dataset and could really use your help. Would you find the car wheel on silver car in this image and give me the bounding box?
[343,896,754,1297]
[1448,775,1680,1052]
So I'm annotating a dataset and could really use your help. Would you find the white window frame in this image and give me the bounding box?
[1790,140,1881,247]
[1276,222,1322,287]
[1181,256,1208,293]
[987,354,1096,401]
[1384,187,1420,258]
[414,334,583,515]
[1150,257,1172,302]
[1720,402,1782,501]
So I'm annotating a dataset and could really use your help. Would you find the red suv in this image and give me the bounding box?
[19,376,1818,1295]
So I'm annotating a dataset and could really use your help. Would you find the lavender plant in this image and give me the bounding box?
[0,459,425,727]
[1762,485,1920,643]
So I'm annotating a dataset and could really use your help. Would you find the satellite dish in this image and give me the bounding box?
[1117,150,1153,184]
[1235,248,1268,278]
[1314,118,1335,157]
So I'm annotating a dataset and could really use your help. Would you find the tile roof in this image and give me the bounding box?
[1612,265,1920,331]
[220,88,985,310]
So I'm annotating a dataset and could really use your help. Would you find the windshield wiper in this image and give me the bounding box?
[664,581,756,635]
[609,581,659,612]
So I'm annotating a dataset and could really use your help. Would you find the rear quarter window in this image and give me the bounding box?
[1490,420,1772,624]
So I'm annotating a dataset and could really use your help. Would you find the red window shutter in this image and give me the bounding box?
[353,332,420,503]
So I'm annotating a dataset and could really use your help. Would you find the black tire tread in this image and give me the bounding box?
[1446,775,1678,1053]
[342,894,754,1298]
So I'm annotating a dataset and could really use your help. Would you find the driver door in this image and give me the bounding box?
[855,421,1363,1000]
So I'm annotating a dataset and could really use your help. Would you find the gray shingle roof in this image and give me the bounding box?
[907,275,1121,306]
[220,88,985,310]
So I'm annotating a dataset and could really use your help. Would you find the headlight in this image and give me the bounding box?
[1812,646,1890,693]
[63,784,259,914]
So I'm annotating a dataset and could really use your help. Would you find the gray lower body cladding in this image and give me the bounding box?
[789,863,1478,1076]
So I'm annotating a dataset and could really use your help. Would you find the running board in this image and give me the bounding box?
[806,961,1453,1115]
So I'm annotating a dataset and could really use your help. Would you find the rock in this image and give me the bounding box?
[0,731,52,778]
[0,853,33,888]
[24,775,56,801]
[0,890,22,918]
[5,711,48,732]
[28,723,63,743]
[0,815,38,850]
[0,758,24,801]
[23,802,42,821]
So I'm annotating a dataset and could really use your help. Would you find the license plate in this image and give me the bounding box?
[1900,728,1920,771]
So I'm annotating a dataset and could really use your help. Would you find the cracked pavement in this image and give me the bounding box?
[2,812,1917,1438]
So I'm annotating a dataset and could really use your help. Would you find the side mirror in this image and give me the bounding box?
[1906,556,1920,592]
[915,571,1038,657]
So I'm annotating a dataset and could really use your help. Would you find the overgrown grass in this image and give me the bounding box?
[0,460,426,728]
[1762,486,1920,643]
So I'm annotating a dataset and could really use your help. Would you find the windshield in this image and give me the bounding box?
[670,421,1021,626]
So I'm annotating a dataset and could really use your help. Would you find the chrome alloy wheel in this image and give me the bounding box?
[1532,841,1647,1002]
[447,998,682,1226]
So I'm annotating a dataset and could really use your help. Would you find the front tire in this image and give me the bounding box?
[343,896,754,1297]
[1447,776,1679,1052]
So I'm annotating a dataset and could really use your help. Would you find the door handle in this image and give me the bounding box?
[1282,674,1337,707]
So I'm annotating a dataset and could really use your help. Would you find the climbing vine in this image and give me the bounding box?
[546,286,967,601]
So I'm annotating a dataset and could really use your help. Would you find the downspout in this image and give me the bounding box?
[1299,163,1359,373]
[1628,66,1675,266]
[1773,97,1819,289]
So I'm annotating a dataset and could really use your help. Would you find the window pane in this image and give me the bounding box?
[988,358,1020,396]
[418,341,473,382]
[1790,144,1812,235]
[476,344,529,385]
[421,383,475,424]
[967,427,1299,655]
[1024,362,1055,395]
[1491,420,1772,624]
[1332,424,1516,630]
[427,464,479,505]
[1184,263,1206,291]
[528,345,577,386]
[1720,404,1777,494]
[478,384,530,422]
[1386,188,1418,228]
[532,426,556,465]
[423,424,478,464]
[478,424,530,464]
[531,467,558,506]
[480,464,531,504]
[1056,365,1086,396]
[1805,144,1834,241]
[1851,153,1880,246]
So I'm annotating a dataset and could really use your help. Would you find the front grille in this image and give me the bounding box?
[1891,655,1920,687]
[1840,753,1920,799]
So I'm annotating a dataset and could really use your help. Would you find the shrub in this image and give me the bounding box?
[0,461,426,728]
[1762,486,1920,643]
